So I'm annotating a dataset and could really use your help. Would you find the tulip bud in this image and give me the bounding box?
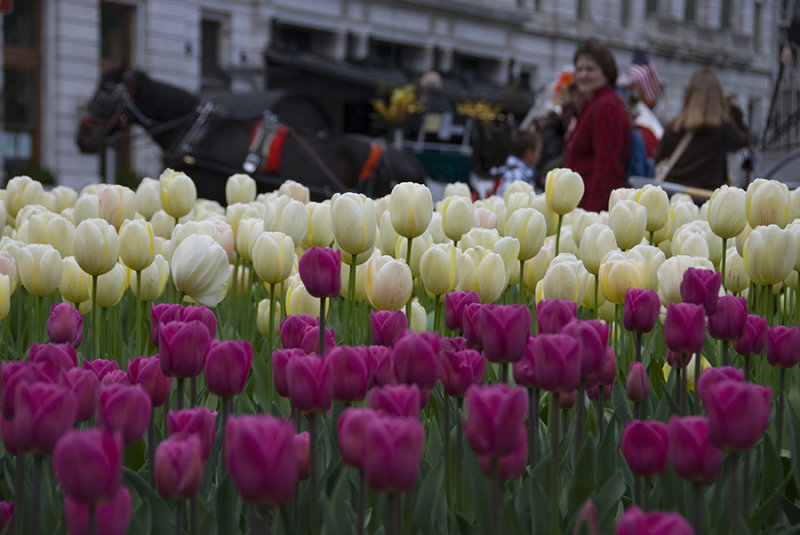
[61,367,99,422]
[419,243,458,296]
[363,414,425,493]
[366,255,413,310]
[464,384,528,457]
[579,223,617,275]
[97,185,135,230]
[539,253,588,304]
[135,177,161,219]
[635,184,669,233]
[337,408,377,469]
[545,168,583,215]
[129,253,169,301]
[599,254,644,305]
[370,309,408,346]
[390,182,433,239]
[505,208,547,261]
[440,195,474,243]
[167,407,217,459]
[369,383,422,418]
[708,185,746,239]
[13,382,77,454]
[625,362,650,402]
[393,331,439,390]
[302,201,334,248]
[73,218,120,276]
[766,325,800,368]
[702,380,771,451]
[617,506,693,535]
[171,233,230,307]
[696,366,744,403]
[444,182,471,198]
[155,434,204,501]
[127,356,172,407]
[287,354,333,413]
[621,420,669,477]
[723,246,749,294]
[158,320,212,378]
[53,428,123,505]
[330,193,377,259]
[205,340,253,398]
[44,215,75,257]
[47,302,83,348]
[746,178,789,228]
[159,169,196,219]
[536,299,577,334]
[664,302,706,355]
[285,280,322,317]
[732,314,768,356]
[64,486,131,535]
[83,359,120,382]
[657,255,715,305]
[327,346,369,403]
[17,244,62,296]
[298,246,341,298]
[439,347,485,397]
[95,263,127,308]
[226,173,257,205]
[478,304,531,363]
[668,416,723,485]
[97,384,152,445]
[444,290,480,332]
[609,200,647,250]
[743,224,797,286]
[529,334,581,392]
[119,220,154,272]
[59,256,92,305]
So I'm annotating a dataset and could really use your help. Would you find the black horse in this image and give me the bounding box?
[76,68,426,202]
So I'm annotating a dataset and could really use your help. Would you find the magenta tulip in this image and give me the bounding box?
[586,384,611,402]
[298,247,341,298]
[1,362,35,419]
[572,500,600,535]
[559,390,577,408]
[225,415,297,504]
[53,429,123,504]
[625,362,650,402]
[617,507,693,535]
[0,416,20,455]
[666,349,691,368]
[127,356,172,407]
[680,267,721,316]
[180,305,217,338]
[703,380,771,451]
[623,288,660,333]
[478,304,531,363]
[300,325,336,355]
[155,433,204,500]
[731,314,768,356]
[337,408,378,469]
[365,345,395,387]
[766,325,800,368]
[97,384,152,445]
[461,302,485,348]
[530,334,581,392]
[511,336,536,388]
[478,431,527,481]
[598,346,616,386]
[326,346,369,403]
[663,302,706,355]
[279,315,317,349]
[536,299,577,334]
[707,295,747,341]
[562,319,608,379]
[438,348,485,397]
[0,501,11,534]
[47,302,84,348]
[295,432,310,480]
[150,303,183,346]
[369,383,422,418]
[13,381,77,454]
[35,337,78,371]
[286,354,333,413]
[444,291,480,332]
[668,416,723,485]
[64,486,131,535]
[101,370,130,386]
[393,331,440,390]
[167,407,217,459]
[620,420,669,477]
[362,414,425,493]
[82,359,120,382]
[271,348,305,398]
[205,339,253,397]
[696,367,744,403]
[370,310,408,347]
[61,367,99,422]
[158,320,212,378]
[463,383,528,457]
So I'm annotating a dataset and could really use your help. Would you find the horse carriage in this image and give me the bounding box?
[77,68,426,203]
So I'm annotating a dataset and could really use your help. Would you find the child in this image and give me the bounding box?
[494,129,543,196]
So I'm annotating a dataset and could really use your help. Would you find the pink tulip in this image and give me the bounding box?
[623,288,660,333]
[479,304,531,363]
[298,247,342,298]
[286,354,333,413]
[370,310,408,347]
[47,302,83,348]
[765,325,800,368]
[536,299,577,334]
[598,346,616,386]
[559,390,577,408]
[82,359,120,382]
[167,407,217,459]
[438,348,485,398]
[461,302,485,348]
[362,414,425,493]
[393,331,439,390]
[180,305,217,338]
[625,362,650,402]
[478,431,527,481]
[620,420,669,477]
[703,380,771,451]
[295,432,310,480]
[440,336,468,352]
[707,295,747,341]
[696,367,744,404]
[586,384,611,402]
[1,361,35,419]
[512,336,536,388]
[101,370,130,386]
[64,486,131,535]
[666,350,690,368]
[617,506,693,535]
[97,384,152,445]
[225,415,297,504]
[29,343,77,375]
[680,267,721,316]
[158,320,212,378]
[444,291,480,332]
[61,367,99,422]
[668,416,723,485]
[155,433,205,500]
[326,346,369,403]
[337,408,378,469]
[127,356,173,407]
[13,381,77,454]
[562,319,608,379]
[271,348,305,398]
[0,415,21,455]
[53,429,123,504]
[530,334,581,393]
[205,339,253,397]
[463,383,528,457]
[365,345,394,387]
[279,315,317,349]
[150,303,183,346]
[369,383,422,418]
[731,314,768,356]
[663,303,706,355]
[0,501,11,533]
[300,325,336,355]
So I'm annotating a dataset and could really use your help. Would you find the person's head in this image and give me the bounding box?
[510,129,542,166]
[573,39,618,97]
[670,69,730,131]
[420,70,443,93]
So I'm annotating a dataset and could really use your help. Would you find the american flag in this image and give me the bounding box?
[628,49,663,109]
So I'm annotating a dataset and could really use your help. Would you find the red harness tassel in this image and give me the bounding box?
[359,143,383,181]
[264,126,290,174]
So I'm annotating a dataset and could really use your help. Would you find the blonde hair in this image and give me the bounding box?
[669,70,730,132]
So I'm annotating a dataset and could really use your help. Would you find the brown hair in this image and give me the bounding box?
[573,39,618,88]
[510,129,541,159]
[669,69,730,132]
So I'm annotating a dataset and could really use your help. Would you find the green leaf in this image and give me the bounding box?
[123,466,174,535]
[786,404,800,500]
[594,468,626,534]
[566,437,596,519]
[319,467,351,535]
[411,463,444,533]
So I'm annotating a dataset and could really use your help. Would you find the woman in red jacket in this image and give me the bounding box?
[564,39,632,212]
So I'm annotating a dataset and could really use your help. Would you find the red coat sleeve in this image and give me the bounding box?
[582,98,631,212]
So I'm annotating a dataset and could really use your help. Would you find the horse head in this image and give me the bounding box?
[76,66,137,153]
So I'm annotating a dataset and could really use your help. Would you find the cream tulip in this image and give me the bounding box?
[407,299,428,333]
[545,168,584,215]
[462,248,507,303]
[635,184,669,233]
[522,244,555,293]
[278,179,310,204]
[608,188,638,211]
[472,206,499,230]
[743,224,797,286]
[5,175,44,218]
[651,209,675,245]
[444,182,472,199]
[59,256,92,305]
[599,252,644,305]
[724,247,750,294]
[570,209,599,248]
[171,233,230,307]
[17,213,48,245]
[257,298,282,336]
[252,232,295,285]
[44,215,75,257]
[340,258,368,302]
[419,243,458,296]
[789,188,800,222]
[378,211,402,256]
[746,178,790,228]
[579,223,617,275]
[129,254,169,301]
[283,280,320,317]
[98,185,136,230]
[330,192,377,260]
[708,186,746,239]
[235,218,263,262]
[159,168,197,219]
[150,210,176,239]
[440,195,474,244]
[0,250,17,292]
[503,180,534,204]
[73,218,119,276]
[73,194,100,224]
[95,262,127,308]
[505,208,547,261]
[17,244,62,297]
[459,228,500,251]
[504,191,535,226]
[119,220,154,272]
[0,274,9,320]
[389,182,433,239]
[427,212,447,244]
[539,253,588,304]
[264,196,308,245]
[303,202,334,248]
[395,232,434,278]
[226,203,260,238]
[671,228,710,259]
[786,221,800,271]
[493,236,521,280]
[365,255,413,310]
[51,186,78,213]
[226,173,257,205]
[531,196,558,236]
[609,199,647,250]
[135,178,161,219]
[627,244,666,291]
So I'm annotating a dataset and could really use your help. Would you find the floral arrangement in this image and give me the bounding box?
[456,99,501,123]
[0,170,797,535]
[372,85,424,127]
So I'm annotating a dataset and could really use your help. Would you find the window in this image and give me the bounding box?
[577,0,587,20]
[369,40,402,69]
[273,23,311,53]
[201,18,229,90]
[753,2,762,53]
[646,0,658,16]
[684,0,696,22]
[721,0,732,29]
[3,0,41,178]
[621,0,632,26]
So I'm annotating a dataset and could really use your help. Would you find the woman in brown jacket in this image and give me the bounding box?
[654,69,749,190]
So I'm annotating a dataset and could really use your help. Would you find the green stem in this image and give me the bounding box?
[443,392,451,503]
[720,237,727,292]
[309,413,319,535]
[730,453,740,535]
[693,482,703,535]
[490,459,502,535]
[404,238,413,321]
[777,368,786,450]
[176,378,185,411]
[575,379,585,456]
[456,397,464,509]
[519,259,526,305]
[88,503,96,535]
[550,392,561,535]
[268,283,276,353]
[175,500,184,535]
[36,295,43,344]
[13,453,24,535]
[555,214,563,256]
[148,412,156,487]
[722,339,730,366]
[529,388,539,466]
[434,294,442,335]
[348,255,358,345]
[597,384,605,437]
[357,470,366,535]
[30,455,42,535]
[593,276,599,320]
[318,297,327,355]
[92,275,99,359]
[136,270,143,356]
[649,230,655,246]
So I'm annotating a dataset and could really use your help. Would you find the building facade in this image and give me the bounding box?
[0,0,788,191]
